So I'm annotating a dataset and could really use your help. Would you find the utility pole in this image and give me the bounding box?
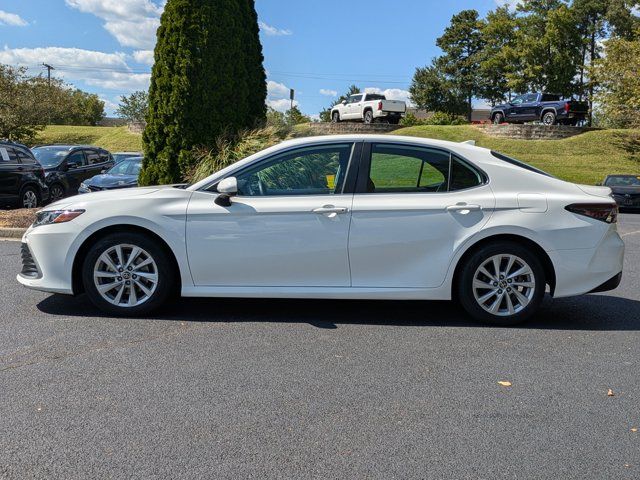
[290,89,295,111]
[42,63,54,86]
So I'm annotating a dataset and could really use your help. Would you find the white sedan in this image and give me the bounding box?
[17,135,624,325]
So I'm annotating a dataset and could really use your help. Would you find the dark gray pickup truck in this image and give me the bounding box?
[490,93,589,126]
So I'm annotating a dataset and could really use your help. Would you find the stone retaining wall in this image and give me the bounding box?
[477,124,599,140]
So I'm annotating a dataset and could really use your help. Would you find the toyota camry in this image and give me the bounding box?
[17,135,624,325]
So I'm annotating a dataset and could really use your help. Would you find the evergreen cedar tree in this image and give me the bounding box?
[141,0,267,185]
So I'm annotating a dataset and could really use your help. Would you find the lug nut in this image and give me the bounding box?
[507,287,512,292]
[498,289,503,294]
[128,266,133,271]
[132,274,137,279]
[118,268,123,272]
[499,275,505,280]
[493,282,498,287]
[507,279,512,283]
[117,276,122,281]
[125,281,130,285]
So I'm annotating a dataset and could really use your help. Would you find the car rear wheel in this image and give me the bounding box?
[542,111,556,125]
[364,110,374,124]
[457,242,546,325]
[82,232,176,316]
[50,183,65,202]
[332,112,340,123]
[20,186,40,209]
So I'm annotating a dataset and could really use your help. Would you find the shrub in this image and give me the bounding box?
[425,111,468,125]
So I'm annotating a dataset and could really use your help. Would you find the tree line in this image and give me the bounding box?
[409,0,640,124]
[0,65,105,142]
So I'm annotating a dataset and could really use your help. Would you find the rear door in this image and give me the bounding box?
[85,149,108,178]
[64,150,88,191]
[348,142,495,288]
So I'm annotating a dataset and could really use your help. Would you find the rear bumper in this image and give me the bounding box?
[588,272,622,294]
[550,227,625,297]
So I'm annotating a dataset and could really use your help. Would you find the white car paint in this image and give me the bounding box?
[17,135,624,317]
[331,94,406,122]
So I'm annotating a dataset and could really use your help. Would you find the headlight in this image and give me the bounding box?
[33,209,85,227]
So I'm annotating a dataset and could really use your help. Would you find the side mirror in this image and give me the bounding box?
[215,177,238,207]
[341,100,347,105]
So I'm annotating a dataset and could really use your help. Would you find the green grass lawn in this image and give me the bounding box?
[392,125,640,185]
[33,125,142,152]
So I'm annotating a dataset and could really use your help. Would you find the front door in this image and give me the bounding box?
[348,142,495,288]
[186,142,359,287]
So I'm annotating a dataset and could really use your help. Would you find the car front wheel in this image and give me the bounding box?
[457,242,546,325]
[82,232,176,316]
[20,186,40,209]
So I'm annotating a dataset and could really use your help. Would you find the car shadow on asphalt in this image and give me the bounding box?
[36,293,640,331]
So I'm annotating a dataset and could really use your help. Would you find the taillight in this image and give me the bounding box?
[378,101,383,111]
[564,102,570,114]
[565,203,618,223]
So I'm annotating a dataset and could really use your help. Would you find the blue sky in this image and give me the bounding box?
[0,0,511,117]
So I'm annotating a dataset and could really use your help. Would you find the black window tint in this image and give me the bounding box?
[367,144,450,193]
[67,151,85,167]
[99,151,111,162]
[541,94,560,102]
[450,156,483,191]
[366,94,385,101]
[0,146,18,163]
[234,143,353,196]
[16,149,36,163]
[86,151,101,164]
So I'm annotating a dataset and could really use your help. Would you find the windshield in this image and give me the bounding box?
[32,147,71,167]
[605,175,640,187]
[108,158,142,176]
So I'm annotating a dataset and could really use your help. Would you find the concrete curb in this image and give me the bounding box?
[0,227,26,240]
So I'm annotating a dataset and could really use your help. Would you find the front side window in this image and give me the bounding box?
[524,94,538,102]
[511,95,525,105]
[350,95,363,103]
[86,151,102,165]
[66,151,86,167]
[234,143,353,197]
[367,144,450,193]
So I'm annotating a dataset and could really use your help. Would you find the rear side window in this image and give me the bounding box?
[450,156,484,191]
[491,151,554,178]
[86,151,102,164]
[16,149,36,163]
[0,146,19,163]
[541,94,560,102]
[368,144,450,193]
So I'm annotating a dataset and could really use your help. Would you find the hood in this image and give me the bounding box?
[576,184,612,198]
[46,186,161,210]
[87,173,138,188]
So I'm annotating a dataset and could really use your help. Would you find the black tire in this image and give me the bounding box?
[331,111,340,123]
[388,117,401,125]
[542,111,556,125]
[50,183,66,202]
[364,110,374,124]
[19,185,40,209]
[82,232,176,317]
[457,241,546,326]
[493,112,504,124]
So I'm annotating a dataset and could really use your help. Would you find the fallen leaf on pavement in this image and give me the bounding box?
[631,428,638,432]
[607,389,615,396]
[498,381,512,387]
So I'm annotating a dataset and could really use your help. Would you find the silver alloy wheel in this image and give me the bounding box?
[472,254,536,317]
[22,190,38,208]
[93,244,158,307]
[542,112,555,125]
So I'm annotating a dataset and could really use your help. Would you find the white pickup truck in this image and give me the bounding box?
[331,93,406,124]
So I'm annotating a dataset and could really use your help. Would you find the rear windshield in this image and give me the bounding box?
[491,151,554,178]
[605,175,640,187]
[366,94,386,101]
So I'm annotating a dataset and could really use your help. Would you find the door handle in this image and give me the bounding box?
[313,205,349,215]
[446,204,481,213]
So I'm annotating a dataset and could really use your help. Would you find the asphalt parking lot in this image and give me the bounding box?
[1,214,639,479]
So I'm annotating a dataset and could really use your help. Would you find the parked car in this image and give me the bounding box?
[331,93,406,124]
[490,93,589,125]
[78,157,142,194]
[31,145,115,202]
[0,140,49,209]
[112,152,143,163]
[601,174,640,210]
[18,135,624,325]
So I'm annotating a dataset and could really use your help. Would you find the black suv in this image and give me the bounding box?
[31,145,114,202]
[0,140,49,209]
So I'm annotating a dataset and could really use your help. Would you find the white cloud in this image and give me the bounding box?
[259,21,292,36]
[0,10,28,27]
[267,98,297,112]
[65,0,162,49]
[319,89,338,97]
[267,80,291,98]
[364,87,414,107]
[0,46,151,91]
[132,50,154,65]
[494,0,521,10]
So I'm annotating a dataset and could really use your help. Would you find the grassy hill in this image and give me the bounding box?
[33,124,640,185]
[33,125,142,152]
[392,125,640,185]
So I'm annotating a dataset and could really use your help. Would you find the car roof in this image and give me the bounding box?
[32,144,104,150]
